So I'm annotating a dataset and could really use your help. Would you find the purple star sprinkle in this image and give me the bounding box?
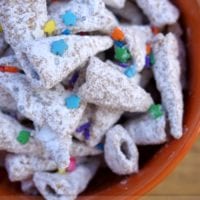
[76,122,91,133]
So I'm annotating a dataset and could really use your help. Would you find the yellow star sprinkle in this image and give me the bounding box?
[43,19,56,35]
[0,24,3,33]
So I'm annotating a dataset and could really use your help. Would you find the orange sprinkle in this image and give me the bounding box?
[111,27,125,41]
[0,66,20,73]
[151,26,160,35]
[146,43,152,55]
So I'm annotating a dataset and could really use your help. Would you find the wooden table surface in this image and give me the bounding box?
[142,137,200,199]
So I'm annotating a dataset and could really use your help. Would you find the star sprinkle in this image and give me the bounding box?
[17,130,31,145]
[124,65,136,78]
[51,39,68,56]
[43,19,56,35]
[148,104,164,119]
[65,94,81,109]
[114,47,131,63]
[111,27,125,41]
[62,11,77,26]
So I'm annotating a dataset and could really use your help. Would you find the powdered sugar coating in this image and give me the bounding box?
[0,0,47,49]
[21,179,38,195]
[5,154,57,181]
[33,158,100,200]
[21,35,113,88]
[104,125,139,175]
[103,0,126,8]
[0,73,86,138]
[135,0,180,27]
[124,114,167,145]
[49,0,118,34]
[35,126,72,169]
[0,111,43,156]
[79,57,153,112]
[152,33,183,139]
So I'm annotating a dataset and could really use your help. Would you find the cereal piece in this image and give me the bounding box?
[87,107,123,147]
[0,73,86,139]
[120,25,153,72]
[135,0,180,27]
[35,126,72,169]
[49,0,118,34]
[70,140,102,157]
[21,179,38,195]
[0,111,43,156]
[124,114,167,145]
[0,0,47,50]
[110,1,146,24]
[5,154,57,181]
[103,0,126,8]
[20,35,113,88]
[79,57,153,112]
[33,158,100,200]
[152,33,183,139]
[168,23,187,89]
[104,125,139,175]
[106,60,142,85]
[0,87,17,113]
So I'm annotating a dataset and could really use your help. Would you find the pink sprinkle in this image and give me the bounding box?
[67,157,76,172]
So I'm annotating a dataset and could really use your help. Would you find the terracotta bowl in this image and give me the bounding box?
[1,0,200,199]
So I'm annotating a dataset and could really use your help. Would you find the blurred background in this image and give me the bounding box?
[142,138,200,199]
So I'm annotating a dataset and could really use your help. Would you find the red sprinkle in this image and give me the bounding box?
[0,66,20,73]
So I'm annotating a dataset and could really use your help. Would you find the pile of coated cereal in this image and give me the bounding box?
[0,0,185,199]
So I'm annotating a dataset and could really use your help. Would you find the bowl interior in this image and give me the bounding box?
[1,0,200,199]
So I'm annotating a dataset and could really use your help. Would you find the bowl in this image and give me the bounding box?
[1,0,200,199]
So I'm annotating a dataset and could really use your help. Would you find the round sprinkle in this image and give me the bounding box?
[65,94,81,109]
[124,66,136,78]
[51,39,68,56]
[67,157,76,172]
[62,11,77,26]
[148,104,164,119]
[43,19,56,35]
[114,47,131,63]
[111,27,125,41]
[17,130,31,145]
[62,29,71,35]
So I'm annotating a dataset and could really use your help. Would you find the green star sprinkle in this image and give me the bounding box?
[17,130,31,145]
[148,104,164,119]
